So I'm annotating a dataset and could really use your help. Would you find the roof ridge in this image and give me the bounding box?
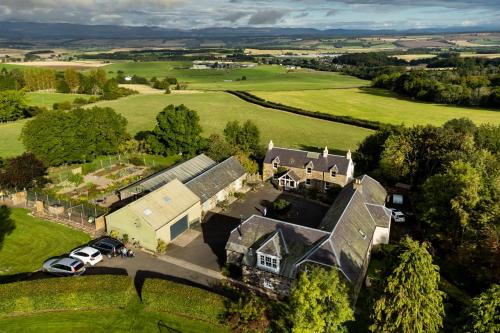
[185,155,239,185]
[246,215,331,234]
[271,146,348,159]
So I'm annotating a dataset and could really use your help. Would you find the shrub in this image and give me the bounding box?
[272,198,291,213]
[52,101,73,111]
[141,278,227,324]
[68,173,84,187]
[0,275,134,315]
[156,239,168,254]
[122,234,129,244]
[226,292,269,333]
[73,97,89,106]
[234,192,246,201]
[217,200,230,211]
[109,229,120,239]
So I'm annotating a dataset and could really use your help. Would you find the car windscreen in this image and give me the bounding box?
[91,251,101,258]
[73,261,84,270]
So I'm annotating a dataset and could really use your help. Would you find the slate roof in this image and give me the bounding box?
[226,174,390,286]
[111,179,200,231]
[117,154,216,200]
[186,156,246,204]
[226,215,330,278]
[278,170,301,182]
[264,147,350,175]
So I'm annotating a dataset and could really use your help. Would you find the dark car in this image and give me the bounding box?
[89,237,125,257]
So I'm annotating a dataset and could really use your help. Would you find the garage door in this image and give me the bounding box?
[170,215,189,241]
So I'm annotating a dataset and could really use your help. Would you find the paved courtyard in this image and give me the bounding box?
[165,183,330,271]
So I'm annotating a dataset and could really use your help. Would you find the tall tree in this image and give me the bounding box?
[223,120,260,153]
[288,267,354,333]
[0,205,15,251]
[370,236,445,333]
[0,90,29,122]
[146,104,203,156]
[0,153,47,189]
[64,68,80,93]
[463,284,500,333]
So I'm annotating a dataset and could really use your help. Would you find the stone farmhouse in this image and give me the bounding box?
[263,140,355,191]
[106,154,246,251]
[225,175,391,298]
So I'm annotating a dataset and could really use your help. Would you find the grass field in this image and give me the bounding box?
[105,62,368,91]
[26,92,92,109]
[0,119,26,158]
[0,208,90,275]
[252,88,500,126]
[91,92,372,153]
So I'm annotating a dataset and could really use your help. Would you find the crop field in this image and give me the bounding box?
[0,119,26,158]
[252,88,500,126]
[105,62,369,91]
[91,92,373,153]
[26,92,92,109]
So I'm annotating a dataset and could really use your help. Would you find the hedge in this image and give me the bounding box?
[227,90,391,131]
[141,279,227,325]
[0,275,134,315]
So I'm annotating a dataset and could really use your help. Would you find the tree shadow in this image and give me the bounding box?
[201,212,241,267]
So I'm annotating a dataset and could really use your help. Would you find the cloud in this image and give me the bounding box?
[222,11,249,23]
[248,9,288,25]
[326,9,338,17]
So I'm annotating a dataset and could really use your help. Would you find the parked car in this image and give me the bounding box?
[390,209,406,223]
[42,257,86,276]
[69,246,103,266]
[89,237,125,257]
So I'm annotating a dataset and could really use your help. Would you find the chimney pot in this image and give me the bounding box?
[323,146,328,158]
[346,149,352,160]
[268,140,274,151]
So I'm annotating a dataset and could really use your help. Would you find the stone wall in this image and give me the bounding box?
[226,250,243,266]
[263,163,349,191]
[242,265,293,298]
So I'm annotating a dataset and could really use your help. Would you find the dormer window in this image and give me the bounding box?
[331,171,337,177]
[257,253,280,273]
[306,167,312,175]
[272,157,280,169]
[273,162,278,169]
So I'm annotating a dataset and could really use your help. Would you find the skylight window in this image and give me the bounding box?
[143,208,152,216]
[163,196,171,203]
[358,229,367,239]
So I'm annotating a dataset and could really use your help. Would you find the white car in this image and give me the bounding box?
[69,246,103,266]
[390,209,406,223]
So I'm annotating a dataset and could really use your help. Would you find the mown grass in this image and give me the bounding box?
[104,62,369,91]
[0,275,229,333]
[0,208,90,275]
[0,119,25,158]
[252,87,500,126]
[91,92,373,153]
[26,92,92,109]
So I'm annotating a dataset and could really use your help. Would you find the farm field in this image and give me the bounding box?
[105,62,369,91]
[91,92,373,153]
[0,119,26,158]
[0,208,90,276]
[26,92,92,109]
[252,88,500,126]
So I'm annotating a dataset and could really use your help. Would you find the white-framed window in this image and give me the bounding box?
[306,179,312,186]
[273,162,278,169]
[324,182,331,190]
[306,167,312,175]
[263,279,274,290]
[257,253,279,273]
[331,170,337,177]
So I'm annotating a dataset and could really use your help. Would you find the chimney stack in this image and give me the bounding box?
[323,146,328,158]
[353,178,362,193]
[346,149,352,160]
[268,140,274,151]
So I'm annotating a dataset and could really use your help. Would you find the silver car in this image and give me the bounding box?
[42,257,86,276]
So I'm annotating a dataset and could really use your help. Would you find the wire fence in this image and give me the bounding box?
[0,189,107,233]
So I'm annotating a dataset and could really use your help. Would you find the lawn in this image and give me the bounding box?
[252,88,500,126]
[91,92,373,153]
[0,119,26,158]
[104,62,369,91]
[26,92,92,109]
[0,310,228,333]
[0,208,90,275]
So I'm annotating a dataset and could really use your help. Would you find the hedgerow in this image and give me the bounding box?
[141,278,227,324]
[0,275,134,315]
[227,90,391,131]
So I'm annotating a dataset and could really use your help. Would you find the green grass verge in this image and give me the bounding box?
[91,92,372,153]
[0,119,25,158]
[104,62,369,91]
[252,88,500,126]
[26,92,92,109]
[0,208,90,276]
[142,278,227,325]
[0,276,229,333]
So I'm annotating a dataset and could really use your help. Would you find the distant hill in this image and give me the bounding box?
[0,21,499,40]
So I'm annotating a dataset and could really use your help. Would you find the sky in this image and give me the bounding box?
[0,0,499,30]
